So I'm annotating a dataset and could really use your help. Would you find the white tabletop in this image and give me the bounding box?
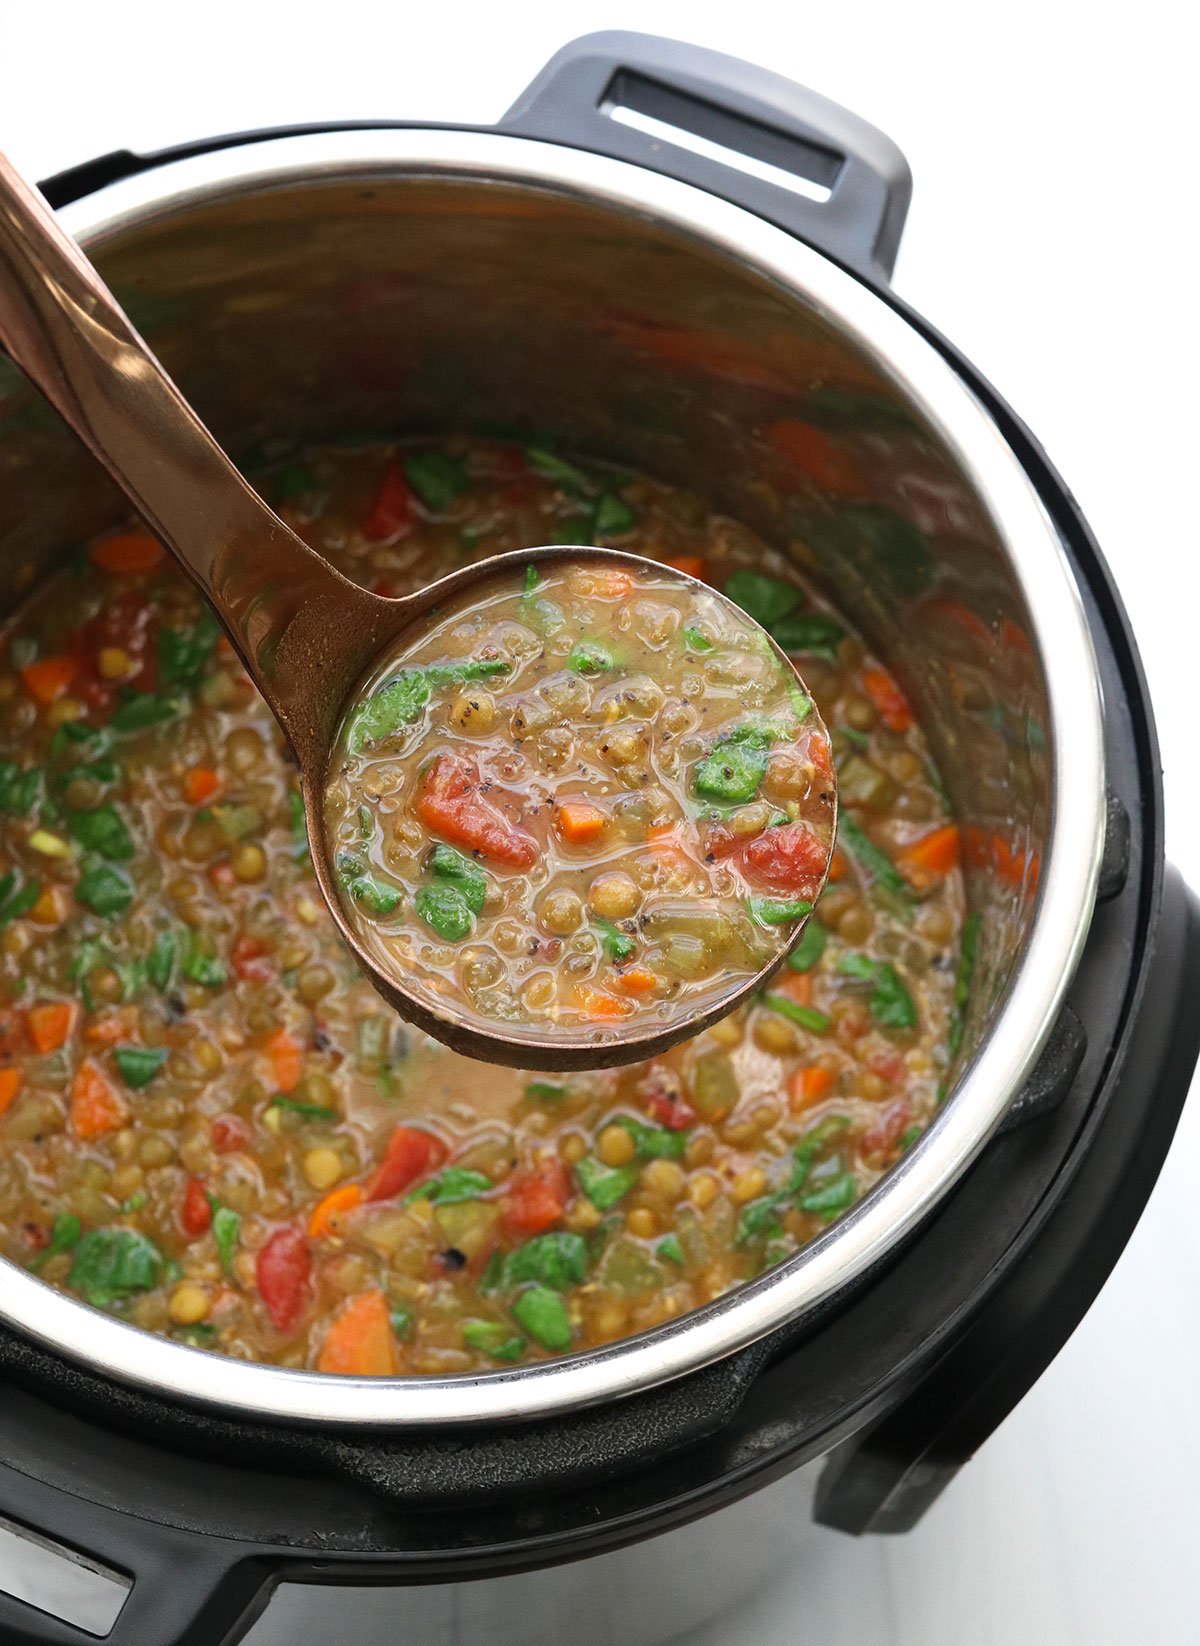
[1,3,1196,1641]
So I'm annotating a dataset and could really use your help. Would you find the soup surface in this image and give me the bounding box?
[0,439,966,1375]
[325,554,834,1046]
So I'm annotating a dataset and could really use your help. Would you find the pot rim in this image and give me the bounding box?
[0,127,1105,1428]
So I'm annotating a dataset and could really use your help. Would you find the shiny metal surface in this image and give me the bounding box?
[0,129,1105,1426]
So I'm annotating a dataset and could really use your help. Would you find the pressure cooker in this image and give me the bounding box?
[0,30,1196,1646]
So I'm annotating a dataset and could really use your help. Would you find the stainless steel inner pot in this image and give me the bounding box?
[0,129,1105,1427]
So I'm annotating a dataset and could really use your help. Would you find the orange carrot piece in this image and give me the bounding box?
[20,655,77,706]
[28,885,64,927]
[861,668,913,734]
[897,823,960,884]
[780,969,815,1007]
[766,418,861,496]
[575,985,635,1021]
[616,965,659,996]
[665,555,708,581]
[555,800,607,845]
[266,1028,304,1093]
[308,1182,365,1240]
[0,1066,20,1115]
[183,767,221,805]
[316,1288,397,1376]
[790,1065,835,1113]
[70,1059,129,1140]
[89,532,164,574]
[84,1008,138,1047]
[26,1001,75,1054]
[828,847,849,882]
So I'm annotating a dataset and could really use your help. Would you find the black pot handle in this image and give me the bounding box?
[0,1459,268,1646]
[501,30,912,284]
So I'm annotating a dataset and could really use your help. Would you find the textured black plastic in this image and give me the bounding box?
[499,30,912,282]
[1,35,1196,1644]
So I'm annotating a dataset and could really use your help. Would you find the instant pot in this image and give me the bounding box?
[1,30,1197,1645]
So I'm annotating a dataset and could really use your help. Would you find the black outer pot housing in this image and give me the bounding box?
[1,31,1198,1646]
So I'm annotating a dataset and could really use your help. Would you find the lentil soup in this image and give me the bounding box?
[0,438,965,1375]
[324,555,835,1046]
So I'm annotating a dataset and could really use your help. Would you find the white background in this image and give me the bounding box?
[1,3,1197,1642]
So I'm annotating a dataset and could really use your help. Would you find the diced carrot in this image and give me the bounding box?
[0,1066,20,1115]
[780,969,815,1007]
[574,985,635,1022]
[616,965,659,996]
[266,1028,304,1093]
[765,418,862,496]
[26,1001,75,1054]
[183,767,221,805]
[28,885,64,927]
[88,532,164,574]
[316,1288,396,1376]
[790,1065,835,1113]
[897,823,961,885]
[71,1059,129,1139]
[861,668,913,734]
[828,848,849,882]
[309,1182,364,1240]
[20,655,77,706]
[84,1008,137,1047]
[555,800,607,845]
[665,555,708,581]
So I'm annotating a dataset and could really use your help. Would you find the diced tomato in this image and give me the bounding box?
[25,1000,75,1054]
[644,1078,697,1131]
[0,1067,20,1116]
[366,1125,447,1201]
[415,753,537,869]
[739,822,829,898]
[231,935,274,983]
[20,656,77,706]
[265,1028,304,1093]
[362,460,414,542]
[256,1226,312,1332]
[859,1097,913,1161]
[89,532,164,574]
[181,1177,213,1237]
[211,1112,251,1153]
[861,668,913,734]
[70,1059,129,1140]
[501,1159,570,1237]
[316,1288,396,1375]
[765,418,862,496]
[664,555,708,581]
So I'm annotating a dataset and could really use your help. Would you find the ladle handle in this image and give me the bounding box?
[0,149,387,772]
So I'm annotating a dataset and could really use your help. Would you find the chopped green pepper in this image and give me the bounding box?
[511,1284,572,1352]
[113,1045,168,1089]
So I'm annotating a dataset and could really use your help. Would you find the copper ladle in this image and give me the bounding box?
[0,151,834,1070]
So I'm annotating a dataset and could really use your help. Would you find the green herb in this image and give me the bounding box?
[511,1284,572,1352]
[269,1094,339,1122]
[113,1045,168,1089]
[406,1167,492,1207]
[736,1195,785,1244]
[948,911,980,1057]
[110,691,180,733]
[749,896,812,926]
[75,862,132,919]
[120,1192,147,1213]
[522,564,540,596]
[0,760,43,816]
[760,993,830,1034]
[274,462,318,502]
[390,1304,415,1338]
[787,920,828,972]
[68,1228,162,1306]
[31,1211,82,1271]
[837,726,870,751]
[503,1231,588,1291]
[345,659,510,752]
[769,612,846,661]
[403,451,468,511]
[681,625,715,653]
[525,1080,567,1103]
[479,1251,504,1294]
[287,789,309,859]
[159,611,220,689]
[595,917,635,962]
[463,1319,525,1361]
[527,447,594,495]
[175,1321,218,1346]
[415,882,473,941]
[788,1116,852,1191]
[837,814,914,917]
[50,721,108,759]
[593,493,635,535]
[550,514,594,546]
[148,930,178,992]
[799,1171,857,1218]
[206,1202,238,1274]
[0,869,40,928]
[567,640,617,675]
[614,1115,688,1160]
[723,570,802,629]
[836,953,918,1029]
[68,805,133,861]
[429,843,487,914]
[575,1156,640,1211]
[182,940,226,988]
[336,852,402,917]
[694,726,771,805]
[657,1234,684,1266]
[899,1125,922,1151]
